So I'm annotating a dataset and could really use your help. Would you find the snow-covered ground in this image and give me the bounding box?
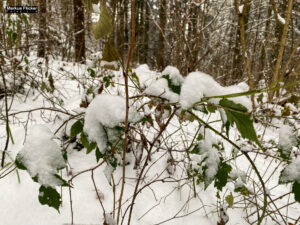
[0,57,299,225]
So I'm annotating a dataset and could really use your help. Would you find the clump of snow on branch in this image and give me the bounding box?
[180,72,251,110]
[161,66,184,86]
[84,94,141,152]
[278,14,286,25]
[279,125,298,158]
[144,78,179,102]
[16,125,66,187]
[134,64,158,88]
[143,66,184,103]
[280,157,300,183]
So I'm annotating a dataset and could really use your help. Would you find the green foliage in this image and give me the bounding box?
[161,75,181,94]
[70,120,84,139]
[80,132,97,154]
[38,186,61,211]
[214,160,232,191]
[103,75,114,88]
[91,5,113,40]
[219,99,259,145]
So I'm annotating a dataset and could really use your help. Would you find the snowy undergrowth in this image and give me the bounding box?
[0,59,300,225]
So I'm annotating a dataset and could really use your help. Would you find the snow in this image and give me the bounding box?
[142,66,184,102]
[83,94,141,152]
[278,14,286,25]
[179,72,251,110]
[1,60,299,225]
[144,78,179,102]
[239,5,244,14]
[190,129,220,184]
[278,125,297,158]
[100,60,119,69]
[134,64,158,88]
[15,125,66,187]
[161,66,184,86]
[280,157,300,183]
[92,3,100,13]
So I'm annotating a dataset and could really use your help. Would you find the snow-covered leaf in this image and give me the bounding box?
[161,74,181,94]
[15,125,66,187]
[278,125,298,159]
[279,157,300,184]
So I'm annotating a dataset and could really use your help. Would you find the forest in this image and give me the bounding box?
[0,0,300,225]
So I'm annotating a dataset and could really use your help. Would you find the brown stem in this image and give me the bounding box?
[116,0,136,224]
[0,64,10,168]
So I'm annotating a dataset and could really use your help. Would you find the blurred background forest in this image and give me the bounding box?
[0,0,299,93]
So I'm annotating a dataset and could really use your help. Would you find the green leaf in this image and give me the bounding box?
[219,99,259,145]
[234,185,252,196]
[15,155,27,170]
[225,192,234,208]
[86,142,97,154]
[24,56,29,64]
[131,72,140,86]
[207,104,217,113]
[70,120,83,139]
[91,5,113,40]
[214,160,232,191]
[62,149,68,161]
[12,32,17,44]
[87,67,96,78]
[197,134,204,141]
[191,144,200,154]
[162,75,181,94]
[38,186,61,211]
[292,182,300,203]
[80,132,89,148]
[80,132,97,154]
[48,73,55,92]
[95,147,103,162]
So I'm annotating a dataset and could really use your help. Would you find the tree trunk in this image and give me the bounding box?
[157,0,166,70]
[73,0,85,62]
[38,0,46,58]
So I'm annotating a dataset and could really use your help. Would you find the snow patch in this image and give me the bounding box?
[280,157,300,183]
[144,78,179,103]
[84,94,141,152]
[180,72,251,110]
[16,125,66,187]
